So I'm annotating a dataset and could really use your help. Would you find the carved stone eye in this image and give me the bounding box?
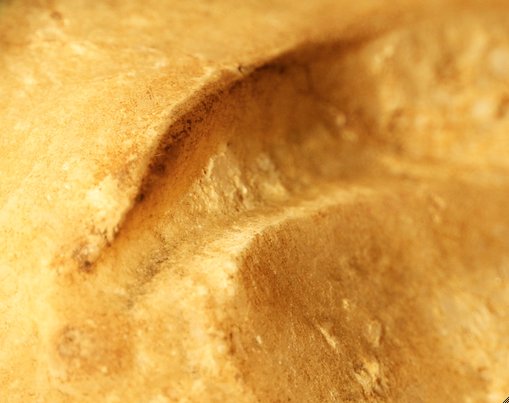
[1,2,509,402]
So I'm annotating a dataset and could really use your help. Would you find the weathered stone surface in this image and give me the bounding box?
[1,1,509,401]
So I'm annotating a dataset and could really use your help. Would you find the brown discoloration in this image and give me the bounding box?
[72,245,94,273]
[55,316,132,379]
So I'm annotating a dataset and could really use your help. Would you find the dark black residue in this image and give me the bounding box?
[135,192,145,203]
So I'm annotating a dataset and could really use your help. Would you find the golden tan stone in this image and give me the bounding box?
[1,1,509,401]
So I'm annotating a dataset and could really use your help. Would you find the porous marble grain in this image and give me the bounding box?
[1,1,509,401]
